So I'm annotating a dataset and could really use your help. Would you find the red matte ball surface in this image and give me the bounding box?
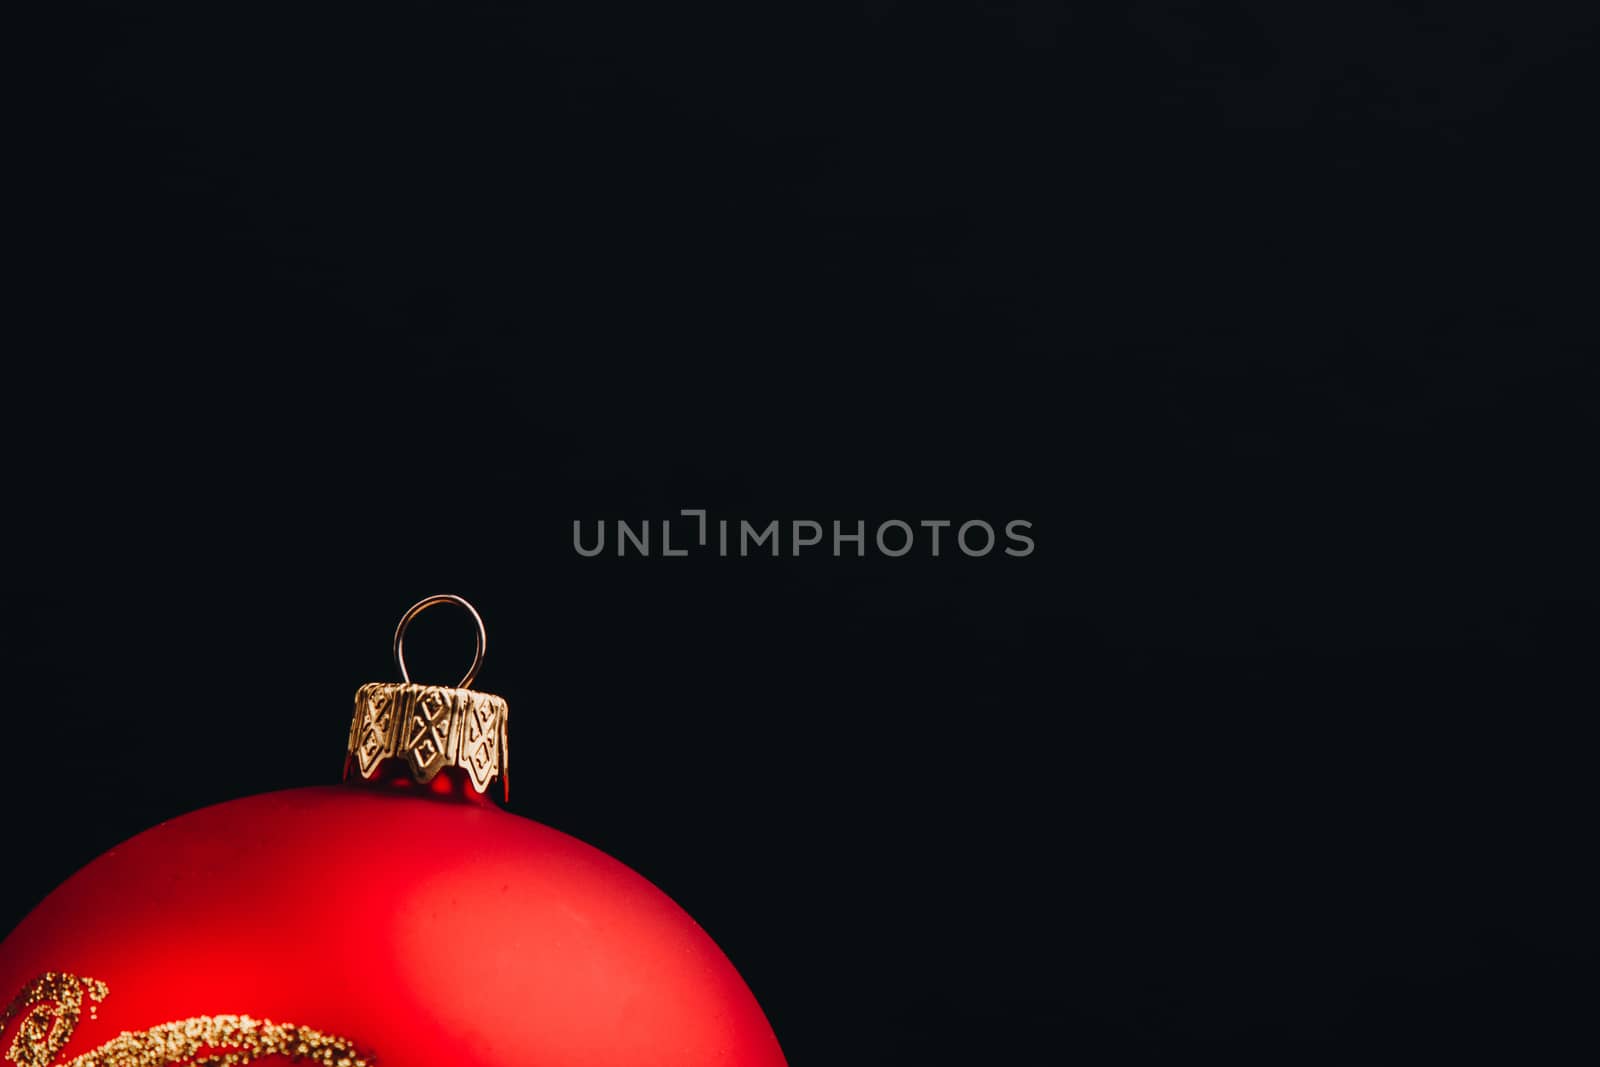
[0,784,786,1067]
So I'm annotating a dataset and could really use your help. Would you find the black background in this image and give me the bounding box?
[7,3,1598,1063]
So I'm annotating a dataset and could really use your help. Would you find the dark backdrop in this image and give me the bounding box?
[8,3,1598,1064]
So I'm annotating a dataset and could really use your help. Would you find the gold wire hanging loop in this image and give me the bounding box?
[393,594,487,690]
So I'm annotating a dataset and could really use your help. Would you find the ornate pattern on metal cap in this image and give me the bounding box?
[345,682,509,797]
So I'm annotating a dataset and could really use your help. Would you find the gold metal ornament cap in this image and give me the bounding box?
[343,595,510,800]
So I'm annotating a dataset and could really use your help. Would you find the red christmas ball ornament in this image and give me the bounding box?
[0,596,787,1067]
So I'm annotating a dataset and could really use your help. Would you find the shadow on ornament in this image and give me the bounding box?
[1,971,373,1067]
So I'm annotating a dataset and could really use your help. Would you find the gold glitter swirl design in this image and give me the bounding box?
[1,974,373,1067]
[344,681,509,798]
[3,974,107,1067]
